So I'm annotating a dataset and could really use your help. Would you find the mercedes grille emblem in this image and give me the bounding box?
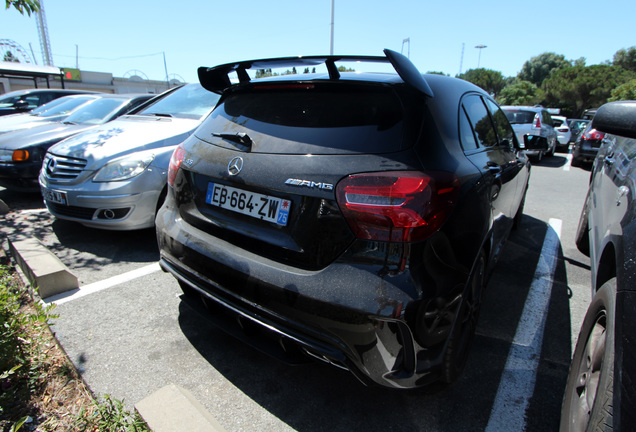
[46,158,56,175]
[227,156,244,176]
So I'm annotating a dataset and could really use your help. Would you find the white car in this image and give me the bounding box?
[502,105,557,159]
[39,84,220,230]
[551,115,572,151]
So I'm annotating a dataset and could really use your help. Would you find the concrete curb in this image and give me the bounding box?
[3,238,226,432]
[135,384,227,432]
[7,236,79,298]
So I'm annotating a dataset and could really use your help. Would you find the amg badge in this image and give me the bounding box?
[285,178,333,191]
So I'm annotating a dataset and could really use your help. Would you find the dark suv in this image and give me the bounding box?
[156,50,534,388]
[562,101,636,430]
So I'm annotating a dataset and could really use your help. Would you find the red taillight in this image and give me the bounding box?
[583,128,604,140]
[167,144,185,187]
[532,114,542,129]
[335,171,460,242]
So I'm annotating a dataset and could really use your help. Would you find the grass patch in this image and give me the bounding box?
[0,265,149,431]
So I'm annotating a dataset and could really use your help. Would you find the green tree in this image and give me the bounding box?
[5,0,40,15]
[457,68,506,97]
[3,51,19,62]
[542,65,636,117]
[518,52,572,87]
[613,47,636,73]
[609,79,636,101]
[497,80,543,106]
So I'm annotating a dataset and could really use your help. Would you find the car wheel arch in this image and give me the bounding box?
[596,242,617,292]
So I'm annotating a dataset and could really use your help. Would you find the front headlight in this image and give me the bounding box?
[93,153,155,182]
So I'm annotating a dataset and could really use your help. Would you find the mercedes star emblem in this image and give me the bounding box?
[227,156,244,176]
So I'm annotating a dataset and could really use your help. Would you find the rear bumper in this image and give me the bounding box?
[156,202,454,389]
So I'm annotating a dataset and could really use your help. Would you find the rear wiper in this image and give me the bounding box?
[62,121,78,125]
[212,132,253,148]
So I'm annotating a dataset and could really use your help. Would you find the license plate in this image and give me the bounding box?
[41,186,67,205]
[205,183,291,226]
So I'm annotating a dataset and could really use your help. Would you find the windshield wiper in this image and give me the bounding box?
[139,112,173,118]
[212,132,253,149]
[62,121,78,125]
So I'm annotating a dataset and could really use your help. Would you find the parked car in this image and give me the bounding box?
[0,94,153,191]
[0,88,95,116]
[0,94,102,135]
[551,115,572,151]
[502,105,557,160]
[571,122,606,167]
[562,100,636,430]
[155,50,537,389]
[39,84,220,230]
[567,118,591,144]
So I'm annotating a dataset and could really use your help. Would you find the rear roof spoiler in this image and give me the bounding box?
[197,49,434,98]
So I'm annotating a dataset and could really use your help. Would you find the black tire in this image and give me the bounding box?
[441,250,486,384]
[560,278,615,432]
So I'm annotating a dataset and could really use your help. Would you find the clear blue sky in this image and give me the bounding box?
[2,0,634,83]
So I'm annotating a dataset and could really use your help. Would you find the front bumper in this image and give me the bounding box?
[39,166,166,230]
[0,161,41,192]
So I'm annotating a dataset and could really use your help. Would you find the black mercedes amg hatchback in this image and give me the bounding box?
[156,49,533,389]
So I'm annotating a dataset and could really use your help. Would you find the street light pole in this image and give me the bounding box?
[330,0,335,55]
[475,44,487,68]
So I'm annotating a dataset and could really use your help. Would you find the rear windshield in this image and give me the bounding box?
[196,83,409,154]
[503,110,537,125]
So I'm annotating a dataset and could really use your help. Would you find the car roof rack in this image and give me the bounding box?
[197,49,434,98]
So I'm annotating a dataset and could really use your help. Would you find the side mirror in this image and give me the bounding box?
[523,134,549,151]
[592,101,636,139]
[13,100,30,110]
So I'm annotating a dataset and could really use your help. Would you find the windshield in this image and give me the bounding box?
[35,96,98,118]
[136,84,219,120]
[63,98,127,125]
[0,93,34,108]
[30,97,68,115]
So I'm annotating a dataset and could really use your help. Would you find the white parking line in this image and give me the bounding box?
[485,218,562,431]
[563,153,572,171]
[19,208,48,214]
[44,262,161,305]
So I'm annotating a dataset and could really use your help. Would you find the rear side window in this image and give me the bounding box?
[197,83,409,154]
[462,94,497,148]
[485,99,515,146]
[542,111,553,126]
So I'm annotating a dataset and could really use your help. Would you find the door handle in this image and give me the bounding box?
[487,162,502,174]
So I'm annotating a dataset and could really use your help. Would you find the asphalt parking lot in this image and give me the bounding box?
[0,152,594,431]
